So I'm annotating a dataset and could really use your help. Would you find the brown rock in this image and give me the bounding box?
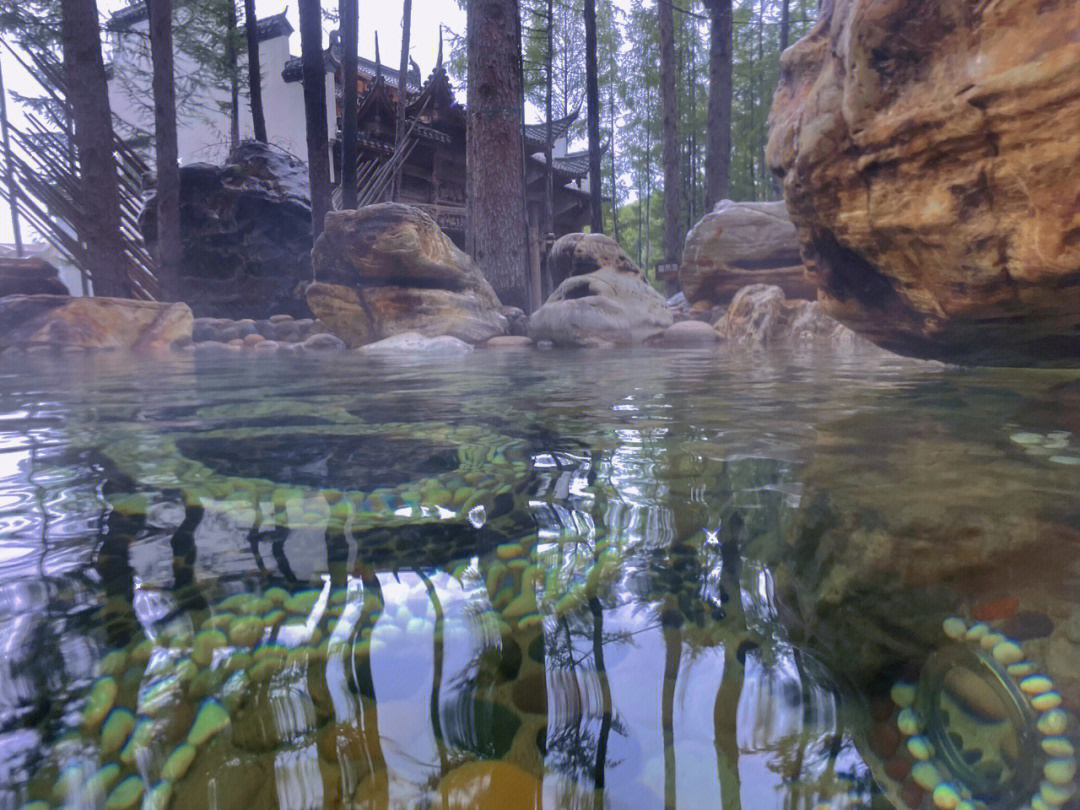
[528,234,673,347]
[679,200,814,305]
[766,0,1080,365]
[716,284,887,355]
[485,335,533,349]
[660,320,719,346]
[0,295,192,354]
[307,203,507,347]
[0,257,70,298]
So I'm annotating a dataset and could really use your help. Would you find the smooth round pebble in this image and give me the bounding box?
[908,736,934,760]
[912,761,942,790]
[891,682,917,708]
[942,617,967,640]
[992,641,1024,665]
[1038,709,1069,736]
[1043,737,1076,758]
[1040,780,1076,806]
[932,782,960,810]
[1033,692,1064,712]
[897,707,922,736]
[965,623,989,641]
[1023,675,1054,695]
[1044,758,1077,785]
[105,776,144,810]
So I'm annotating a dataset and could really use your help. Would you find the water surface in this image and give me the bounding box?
[0,349,1077,810]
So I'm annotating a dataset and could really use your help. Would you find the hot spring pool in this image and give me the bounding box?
[0,347,1076,810]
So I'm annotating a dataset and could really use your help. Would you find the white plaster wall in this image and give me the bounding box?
[106,22,333,170]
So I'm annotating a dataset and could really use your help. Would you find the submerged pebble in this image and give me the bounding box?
[912,761,942,790]
[932,782,960,810]
[1032,692,1064,711]
[1044,758,1077,785]
[105,776,144,810]
[162,742,196,780]
[1038,709,1069,736]
[1023,675,1054,695]
[1043,737,1076,758]
[188,699,230,745]
[100,707,135,756]
[942,617,967,640]
[81,676,118,732]
[897,707,922,736]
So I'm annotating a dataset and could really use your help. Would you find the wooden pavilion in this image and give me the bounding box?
[284,40,595,304]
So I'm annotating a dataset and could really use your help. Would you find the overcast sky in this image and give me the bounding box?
[0,0,469,243]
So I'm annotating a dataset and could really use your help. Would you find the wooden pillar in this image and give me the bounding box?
[527,203,542,312]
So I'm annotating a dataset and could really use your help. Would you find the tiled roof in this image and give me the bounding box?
[282,50,421,91]
[108,5,292,42]
[522,111,578,154]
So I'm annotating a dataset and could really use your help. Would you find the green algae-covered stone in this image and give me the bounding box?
[81,676,118,732]
[52,765,84,803]
[99,649,128,676]
[100,707,135,756]
[246,597,272,616]
[86,763,122,799]
[142,781,173,810]
[284,589,321,615]
[120,719,158,766]
[263,609,286,627]
[249,656,284,683]
[188,699,230,745]
[105,776,144,810]
[17,802,48,810]
[175,658,198,683]
[203,612,235,632]
[228,616,265,647]
[191,628,228,667]
[252,643,287,664]
[265,586,290,606]
[189,667,224,699]
[162,742,197,780]
[129,638,154,665]
[503,590,538,620]
[223,650,253,673]
[218,593,250,612]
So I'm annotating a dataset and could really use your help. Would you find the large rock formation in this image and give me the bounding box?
[766,0,1080,365]
[0,295,192,353]
[0,257,70,298]
[140,141,314,320]
[717,283,887,356]
[679,200,814,306]
[306,204,507,347]
[528,234,672,347]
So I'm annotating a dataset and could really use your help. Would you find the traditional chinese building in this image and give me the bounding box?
[284,39,595,302]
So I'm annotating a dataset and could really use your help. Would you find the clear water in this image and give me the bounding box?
[0,349,1077,810]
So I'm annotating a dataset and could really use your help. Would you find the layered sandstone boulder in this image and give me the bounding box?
[0,258,70,298]
[766,0,1080,365]
[679,200,814,307]
[0,295,192,353]
[717,284,887,356]
[306,204,507,347]
[528,234,672,347]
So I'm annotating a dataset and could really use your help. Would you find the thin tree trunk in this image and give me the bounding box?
[0,60,23,256]
[393,0,413,199]
[583,0,602,233]
[543,0,553,238]
[704,0,732,209]
[608,88,618,242]
[226,0,239,149]
[657,0,681,265]
[60,0,130,297]
[644,85,652,270]
[339,0,358,206]
[780,0,790,51]
[147,0,182,301]
[244,0,267,142]
[466,0,529,311]
[298,0,331,238]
